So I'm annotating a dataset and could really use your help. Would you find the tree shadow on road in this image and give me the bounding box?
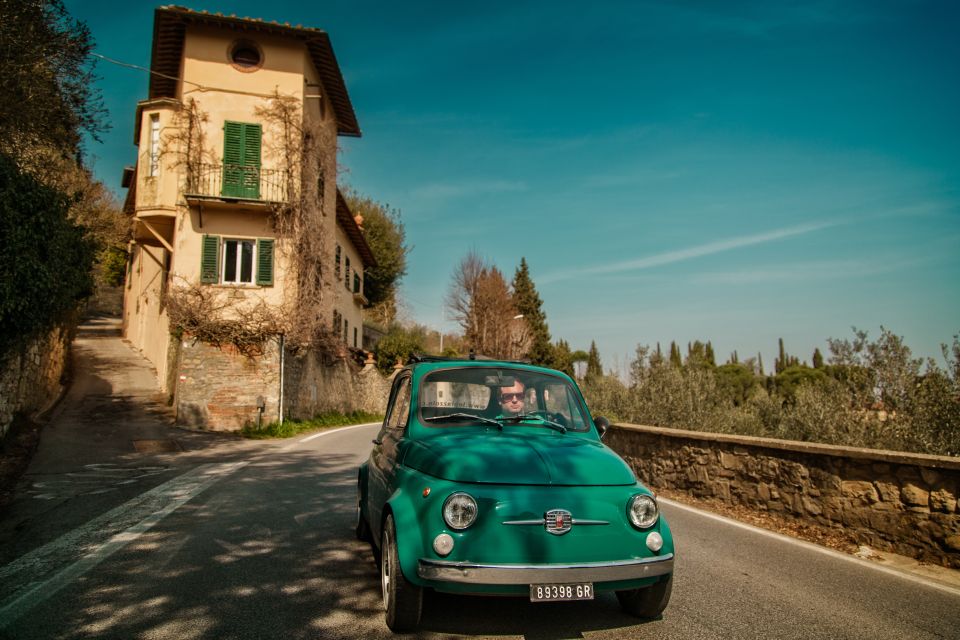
[0,447,666,640]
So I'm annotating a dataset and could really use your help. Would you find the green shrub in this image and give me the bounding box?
[374,324,425,372]
[98,245,128,287]
[0,153,94,360]
[773,365,827,401]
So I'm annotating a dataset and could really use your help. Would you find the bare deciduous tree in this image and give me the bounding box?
[444,252,529,360]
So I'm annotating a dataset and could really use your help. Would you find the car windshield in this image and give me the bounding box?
[418,367,590,432]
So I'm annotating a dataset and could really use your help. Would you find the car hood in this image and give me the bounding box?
[401,431,636,486]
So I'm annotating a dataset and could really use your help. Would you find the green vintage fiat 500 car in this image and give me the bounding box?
[356,357,674,632]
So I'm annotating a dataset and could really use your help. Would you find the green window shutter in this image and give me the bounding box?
[221,122,261,198]
[201,235,220,284]
[222,122,243,197]
[242,123,262,199]
[243,124,261,167]
[256,238,274,286]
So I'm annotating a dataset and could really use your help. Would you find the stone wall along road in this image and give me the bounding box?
[606,423,960,568]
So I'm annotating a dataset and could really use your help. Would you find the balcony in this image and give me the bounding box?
[183,163,290,205]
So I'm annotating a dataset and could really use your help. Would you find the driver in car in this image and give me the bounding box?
[498,379,527,416]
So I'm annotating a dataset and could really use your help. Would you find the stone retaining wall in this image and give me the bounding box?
[174,336,393,430]
[0,324,73,438]
[283,350,393,420]
[606,423,960,568]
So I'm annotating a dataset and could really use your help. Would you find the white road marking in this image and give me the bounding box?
[0,422,380,628]
[286,421,381,449]
[0,461,247,628]
[660,497,960,598]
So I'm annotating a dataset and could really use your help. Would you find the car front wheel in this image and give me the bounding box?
[616,574,673,619]
[381,513,422,632]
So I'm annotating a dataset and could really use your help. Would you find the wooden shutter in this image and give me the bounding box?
[256,238,274,286]
[201,235,220,284]
[221,122,261,198]
[222,122,243,197]
[242,124,261,198]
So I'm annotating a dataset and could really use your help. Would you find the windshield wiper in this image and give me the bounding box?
[424,412,503,429]
[498,413,567,433]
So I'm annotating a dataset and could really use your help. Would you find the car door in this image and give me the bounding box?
[368,372,413,541]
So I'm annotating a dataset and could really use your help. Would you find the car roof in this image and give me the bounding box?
[404,356,568,378]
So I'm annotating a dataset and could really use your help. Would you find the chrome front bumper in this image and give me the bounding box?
[417,553,674,585]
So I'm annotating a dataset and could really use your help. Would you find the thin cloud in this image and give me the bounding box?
[409,180,527,201]
[692,259,888,285]
[540,221,842,285]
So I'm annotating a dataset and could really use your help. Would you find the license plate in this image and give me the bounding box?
[530,583,594,602]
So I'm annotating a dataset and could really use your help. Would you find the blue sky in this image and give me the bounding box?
[67,0,959,373]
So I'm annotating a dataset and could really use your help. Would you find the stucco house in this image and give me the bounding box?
[121,6,375,428]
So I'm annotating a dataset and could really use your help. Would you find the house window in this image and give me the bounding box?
[353,272,361,295]
[229,40,263,71]
[200,235,274,286]
[335,244,341,280]
[149,114,160,176]
[353,326,358,348]
[223,239,255,284]
[344,257,350,289]
[332,310,342,333]
[344,319,349,343]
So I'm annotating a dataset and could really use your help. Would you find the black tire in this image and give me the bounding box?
[381,514,422,632]
[616,574,673,619]
[355,481,371,542]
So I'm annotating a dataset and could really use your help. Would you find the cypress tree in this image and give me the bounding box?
[669,341,682,367]
[757,352,765,376]
[511,258,552,366]
[813,348,824,369]
[705,341,716,366]
[586,340,603,379]
[650,342,665,367]
[552,339,574,377]
[687,340,709,367]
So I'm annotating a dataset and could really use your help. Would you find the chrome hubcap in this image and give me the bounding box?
[381,528,391,609]
[355,486,362,528]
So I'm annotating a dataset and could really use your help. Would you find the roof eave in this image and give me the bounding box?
[148,6,360,137]
[336,190,377,268]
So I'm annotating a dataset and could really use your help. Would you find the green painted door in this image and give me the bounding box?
[222,122,262,198]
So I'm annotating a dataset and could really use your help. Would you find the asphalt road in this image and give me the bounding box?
[1,422,959,640]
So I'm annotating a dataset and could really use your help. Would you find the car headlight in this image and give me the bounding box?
[442,492,478,530]
[628,494,659,529]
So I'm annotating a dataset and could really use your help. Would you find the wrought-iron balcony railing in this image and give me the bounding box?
[184,163,289,203]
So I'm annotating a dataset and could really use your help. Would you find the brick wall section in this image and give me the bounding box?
[0,324,73,438]
[606,423,960,568]
[175,338,281,430]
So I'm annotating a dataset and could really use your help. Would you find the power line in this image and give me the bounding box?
[90,51,290,99]
[91,52,203,90]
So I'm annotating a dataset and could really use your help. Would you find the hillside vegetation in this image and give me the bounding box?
[581,328,960,458]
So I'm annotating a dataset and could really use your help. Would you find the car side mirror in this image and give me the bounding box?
[594,416,610,439]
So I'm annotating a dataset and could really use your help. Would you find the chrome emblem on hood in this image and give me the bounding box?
[545,509,573,535]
